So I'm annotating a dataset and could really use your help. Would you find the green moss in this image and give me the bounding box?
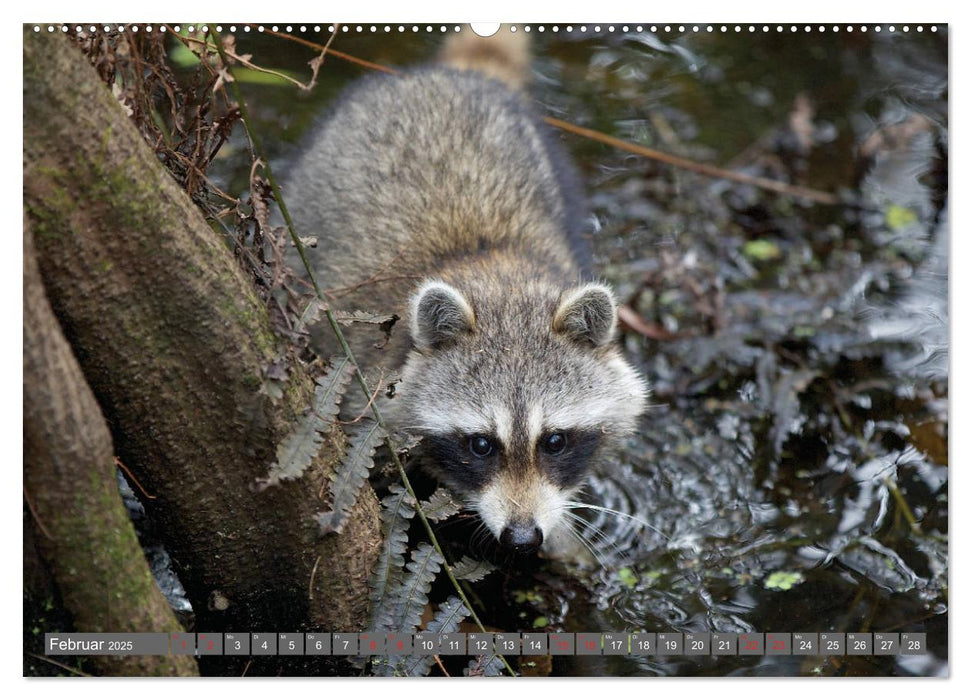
[241,372,263,391]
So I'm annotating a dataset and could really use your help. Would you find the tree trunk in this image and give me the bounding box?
[24,220,198,676]
[22,31,381,672]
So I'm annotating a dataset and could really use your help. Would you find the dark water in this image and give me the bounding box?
[205,25,948,676]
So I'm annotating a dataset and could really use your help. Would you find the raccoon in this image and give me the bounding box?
[285,28,648,557]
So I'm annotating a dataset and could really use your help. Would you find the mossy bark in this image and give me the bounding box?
[24,221,198,677]
[23,31,381,672]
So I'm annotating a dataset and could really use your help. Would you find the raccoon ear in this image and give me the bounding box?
[552,283,618,347]
[410,281,476,350]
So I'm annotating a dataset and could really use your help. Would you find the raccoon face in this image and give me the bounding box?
[398,277,648,556]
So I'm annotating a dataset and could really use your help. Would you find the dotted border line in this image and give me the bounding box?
[30,24,942,35]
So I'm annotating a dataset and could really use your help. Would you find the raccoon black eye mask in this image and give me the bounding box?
[286,29,648,557]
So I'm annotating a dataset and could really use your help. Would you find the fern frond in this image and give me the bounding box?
[420,487,462,523]
[312,355,356,421]
[398,595,470,676]
[334,310,399,348]
[451,556,497,583]
[368,483,417,630]
[392,541,444,634]
[466,652,507,677]
[316,418,387,534]
[369,540,444,678]
[255,355,354,491]
[333,310,399,327]
[427,595,470,633]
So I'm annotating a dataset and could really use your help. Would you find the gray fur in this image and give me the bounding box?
[284,42,648,557]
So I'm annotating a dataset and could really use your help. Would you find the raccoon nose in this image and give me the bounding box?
[499,521,544,553]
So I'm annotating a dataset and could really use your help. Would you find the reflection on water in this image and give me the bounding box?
[213,26,948,677]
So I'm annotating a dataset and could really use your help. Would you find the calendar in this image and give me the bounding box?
[45,632,929,657]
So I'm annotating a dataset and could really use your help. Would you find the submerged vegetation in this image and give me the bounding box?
[31,24,947,677]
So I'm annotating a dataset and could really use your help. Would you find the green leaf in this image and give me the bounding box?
[742,239,782,261]
[617,567,638,589]
[232,66,301,86]
[764,570,804,590]
[168,43,200,68]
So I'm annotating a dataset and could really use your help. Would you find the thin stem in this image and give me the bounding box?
[883,476,922,533]
[543,116,842,206]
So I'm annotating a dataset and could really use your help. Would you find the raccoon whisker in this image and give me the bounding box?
[560,511,630,565]
[559,508,611,542]
[560,515,619,561]
[560,501,670,541]
[561,501,665,540]
[560,510,620,551]
[562,517,612,571]
[469,519,493,553]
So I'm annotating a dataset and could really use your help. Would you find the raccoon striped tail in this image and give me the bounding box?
[439,26,531,90]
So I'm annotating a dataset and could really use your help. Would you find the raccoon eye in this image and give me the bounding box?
[542,432,568,455]
[468,435,494,458]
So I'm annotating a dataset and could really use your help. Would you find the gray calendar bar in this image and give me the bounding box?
[42,630,933,656]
